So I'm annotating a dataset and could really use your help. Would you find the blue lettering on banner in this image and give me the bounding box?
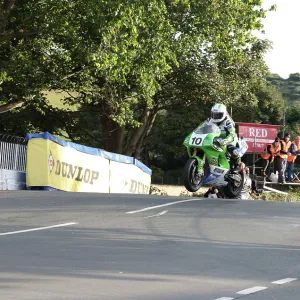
[129,180,150,194]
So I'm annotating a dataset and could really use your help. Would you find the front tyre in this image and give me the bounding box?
[183,158,204,192]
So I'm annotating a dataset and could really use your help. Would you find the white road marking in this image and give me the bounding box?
[215,278,298,300]
[144,210,168,218]
[272,278,298,285]
[126,198,202,214]
[237,286,267,295]
[0,222,78,236]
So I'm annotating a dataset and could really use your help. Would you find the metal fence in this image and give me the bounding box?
[0,134,27,172]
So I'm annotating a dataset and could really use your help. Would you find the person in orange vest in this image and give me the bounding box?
[286,136,300,182]
[261,137,281,179]
[275,133,292,184]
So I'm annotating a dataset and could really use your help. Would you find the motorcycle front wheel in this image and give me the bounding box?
[183,158,204,192]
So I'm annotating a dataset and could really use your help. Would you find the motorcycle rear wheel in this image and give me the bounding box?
[183,158,204,192]
[224,171,245,198]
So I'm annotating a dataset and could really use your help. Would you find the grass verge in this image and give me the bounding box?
[150,185,300,202]
[252,191,300,202]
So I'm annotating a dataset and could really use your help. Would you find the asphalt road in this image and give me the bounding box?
[1,191,300,300]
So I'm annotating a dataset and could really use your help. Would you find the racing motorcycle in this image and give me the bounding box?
[182,121,248,197]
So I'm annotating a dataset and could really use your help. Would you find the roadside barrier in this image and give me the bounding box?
[26,132,151,194]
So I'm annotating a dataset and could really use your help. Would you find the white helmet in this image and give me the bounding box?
[211,103,227,123]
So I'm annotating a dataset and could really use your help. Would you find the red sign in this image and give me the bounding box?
[238,123,280,154]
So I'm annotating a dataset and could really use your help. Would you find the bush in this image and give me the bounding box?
[149,186,168,196]
[179,189,204,197]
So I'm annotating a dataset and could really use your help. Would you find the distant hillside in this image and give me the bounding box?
[267,73,300,104]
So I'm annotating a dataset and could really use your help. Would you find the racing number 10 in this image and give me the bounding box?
[191,137,202,145]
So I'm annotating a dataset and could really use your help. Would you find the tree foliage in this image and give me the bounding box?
[284,105,300,138]
[267,73,300,103]
[0,0,271,158]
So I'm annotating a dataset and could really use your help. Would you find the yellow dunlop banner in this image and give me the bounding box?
[26,138,110,192]
[109,161,151,194]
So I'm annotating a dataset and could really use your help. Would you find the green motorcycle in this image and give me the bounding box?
[183,121,248,197]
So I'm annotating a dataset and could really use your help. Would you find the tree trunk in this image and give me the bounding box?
[102,114,125,153]
[0,99,26,113]
[142,145,150,166]
[101,98,125,153]
[124,107,150,156]
[115,125,125,154]
[135,109,158,158]
[3,0,16,10]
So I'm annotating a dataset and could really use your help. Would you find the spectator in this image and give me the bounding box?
[204,184,223,198]
[261,137,280,179]
[274,133,291,184]
[286,136,300,182]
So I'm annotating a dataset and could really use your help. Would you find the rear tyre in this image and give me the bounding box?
[183,158,204,192]
[224,171,245,198]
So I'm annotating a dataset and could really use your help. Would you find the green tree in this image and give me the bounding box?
[1,0,271,158]
[231,83,284,124]
[60,0,271,155]
[284,105,300,138]
[267,73,300,105]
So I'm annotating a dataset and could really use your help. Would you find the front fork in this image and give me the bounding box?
[189,148,205,173]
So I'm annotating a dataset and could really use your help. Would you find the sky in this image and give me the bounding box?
[261,0,300,78]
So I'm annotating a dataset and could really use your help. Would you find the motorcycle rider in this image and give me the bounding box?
[209,103,241,172]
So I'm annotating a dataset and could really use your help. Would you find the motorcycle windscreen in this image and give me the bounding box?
[194,123,219,135]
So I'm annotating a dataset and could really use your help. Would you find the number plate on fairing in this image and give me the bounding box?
[189,133,207,146]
